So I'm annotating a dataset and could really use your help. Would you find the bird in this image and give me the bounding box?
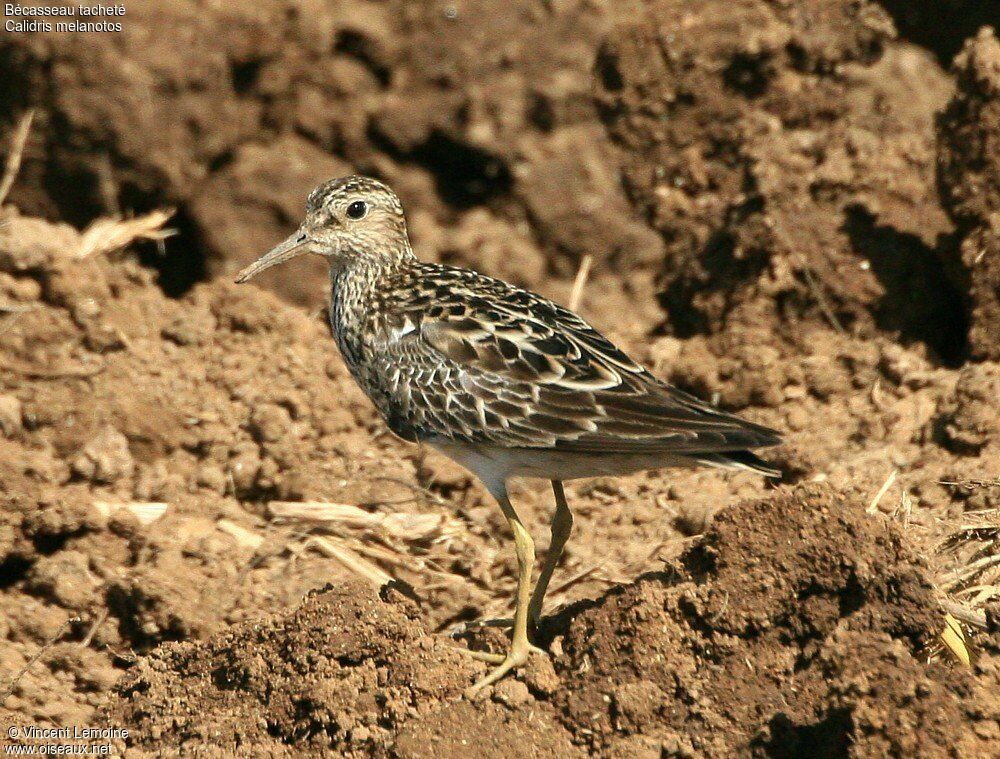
[235,175,781,696]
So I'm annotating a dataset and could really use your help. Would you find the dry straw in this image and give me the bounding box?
[0,109,34,207]
[266,500,458,542]
[933,482,1000,664]
[93,501,168,526]
[261,500,466,590]
[77,209,176,259]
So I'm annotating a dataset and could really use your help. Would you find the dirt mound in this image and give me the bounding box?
[546,486,978,757]
[937,27,1000,360]
[107,486,999,756]
[4,0,990,360]
[595,0,968,363]
[0,0,659,323]
[108,582,576,757]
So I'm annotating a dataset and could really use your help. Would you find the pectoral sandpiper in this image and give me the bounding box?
[235,175,781,696]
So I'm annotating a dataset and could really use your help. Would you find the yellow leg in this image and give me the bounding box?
[465,484,544,697]
[458,481,573,642]
[527,480,573,627]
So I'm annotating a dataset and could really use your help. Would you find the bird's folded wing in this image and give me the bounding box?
[375,284,780,454]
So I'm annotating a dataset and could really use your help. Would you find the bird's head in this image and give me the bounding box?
[235,175,411,283]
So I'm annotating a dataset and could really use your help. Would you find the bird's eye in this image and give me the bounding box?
[346,200,368,220]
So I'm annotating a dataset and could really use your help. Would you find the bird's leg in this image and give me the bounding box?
[465,486,545,696]
[457,480,573,641]
[527,480,573,628]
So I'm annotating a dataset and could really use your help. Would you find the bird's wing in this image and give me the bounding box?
[374,266,781,453]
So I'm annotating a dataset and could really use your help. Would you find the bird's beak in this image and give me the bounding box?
[234,229,311,283]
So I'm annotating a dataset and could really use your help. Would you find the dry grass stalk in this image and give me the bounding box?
[939,613,972,666]
[0,300,37,314]
[1,358,105,379]
[797,254,845,334]
[267,500,458,542]
[349,541,419,570]
[960,584,1000,607]
[938,508,1000,579]
[0,109,35,207]
[81,608,109,648]
[304,535,393,586]
[76,208,176,259]
[891,489,913,526]
[940,554,1000,591]
[940,600,989,630]
[568,254,593,312]
[933,505,999,650]
[217,519,266,550]
[367,474,450,507]
[93,501,168,526]
[2,614,80,704]
[265,499,475,593]
[939,478,1000,490]
[866,469,898,514]
[544,562,601,605]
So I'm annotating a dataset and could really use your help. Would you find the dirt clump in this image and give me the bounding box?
[0,0,660,325]
[937,27,1000,361]
[546,486,966,757]
[596,0,966,363]
[108,582,577,757]
[1,0,991,359]
[106,486,1000,756]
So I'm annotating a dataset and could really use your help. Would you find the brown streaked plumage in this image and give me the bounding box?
[235,175,782,697]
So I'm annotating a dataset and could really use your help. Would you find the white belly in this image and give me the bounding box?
[428,439,695,487]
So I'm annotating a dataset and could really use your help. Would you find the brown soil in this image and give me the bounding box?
[106,486,1000,757]
[2,0,999,756]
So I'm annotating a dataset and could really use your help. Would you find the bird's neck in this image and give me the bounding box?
[328,243,415,362]
[332,235,414,279]
[330,240,414,298]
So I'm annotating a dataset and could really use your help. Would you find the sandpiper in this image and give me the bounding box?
[235,175,781,696]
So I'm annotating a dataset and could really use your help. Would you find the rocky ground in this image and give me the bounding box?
[1,0,999,755]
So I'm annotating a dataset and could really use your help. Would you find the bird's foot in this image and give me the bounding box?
[455,646,506,664]
[448,616,514,637]
[449,614,541,638]
[450,614,543,664]
[464,638,546,698]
